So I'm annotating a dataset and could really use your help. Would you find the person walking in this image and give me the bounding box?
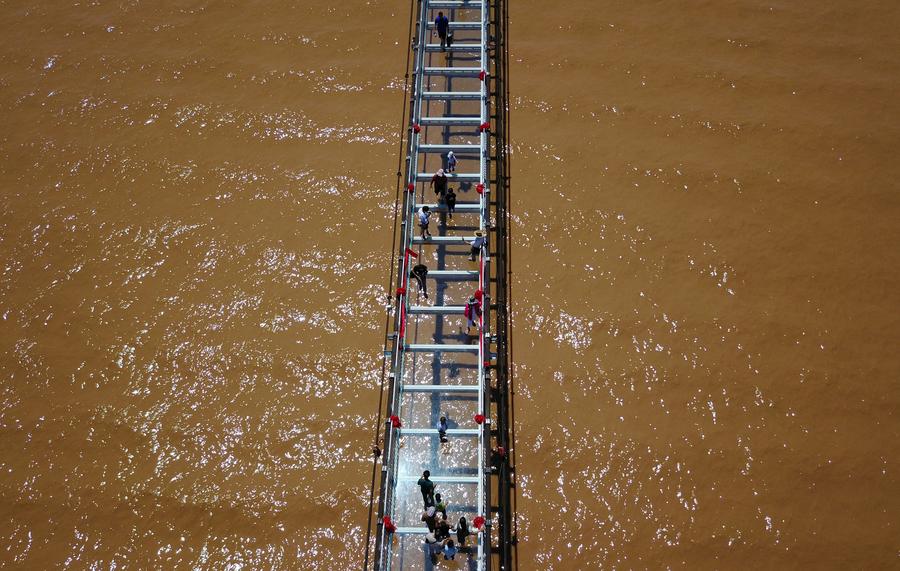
[431,168,448,203]
[437,416,449,443]
[410,263,429,299]
[469,231,486,261]
[446,151,457,173]
[464,295,482,333]
[421,506,437,533]
[417,470,435,507]
[445,187,457,220]
[417,205,432,239]
[434,11,450,51]
[454,516,470,548]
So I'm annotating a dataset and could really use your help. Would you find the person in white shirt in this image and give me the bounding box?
[446,151,457,173]
[418,206,432,239]
[469,231,485,261]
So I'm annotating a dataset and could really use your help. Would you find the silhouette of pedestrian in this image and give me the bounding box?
[455,516,470,548]
[445,188,457,220]
[417,470,435,507]
[411,263,428,299]
[434,12,450,51]
[417,206,432,239]
[437,416,449,443]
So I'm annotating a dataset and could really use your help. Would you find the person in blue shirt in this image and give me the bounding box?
[434,12,450,51]
[442,538,458,560]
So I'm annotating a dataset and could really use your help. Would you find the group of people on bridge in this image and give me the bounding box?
[417,470,473,563]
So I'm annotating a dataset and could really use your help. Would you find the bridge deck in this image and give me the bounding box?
[373,0,494,569]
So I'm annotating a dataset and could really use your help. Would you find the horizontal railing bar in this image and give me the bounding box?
[408,305,466,314]
[401,384,481,393]
[427,270,480,279]
[426,21,481,30]
[399,428,480,436]
[411,236,477,245]
[427,0,484,8]
[397,474,480,484]
[423,43,482,52]
[416,202,480,212]
[423,67,482,77]
[421,91,482,100]
[415,172,481,181]
[419,144,482,154]
[419,116,482,126]
[406,343,479,353]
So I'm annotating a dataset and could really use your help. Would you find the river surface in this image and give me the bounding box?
[1,1,898,569]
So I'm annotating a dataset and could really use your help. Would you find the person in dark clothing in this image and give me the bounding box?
[455,516,470,547]
[445,188,457,220]
[437,416,449,443]
[410,263,428,299]
[431,169,448,203]
[417,470,435,507]
[434,12,450,51]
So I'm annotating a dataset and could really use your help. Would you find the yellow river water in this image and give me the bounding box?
[0,1,897,569]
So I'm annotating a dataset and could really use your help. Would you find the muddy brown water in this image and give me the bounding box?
[0,1,898,569]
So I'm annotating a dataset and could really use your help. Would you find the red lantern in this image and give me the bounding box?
[475,183,485,195]
[390,415,402,428]
[383,516,397,534]
[473,516,486,530]
[474,413,485,425]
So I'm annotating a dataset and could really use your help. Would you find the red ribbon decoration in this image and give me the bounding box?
[474,413,485,424]
[396,287,406,296]
[479,122,490,133]
[406,248,418,259]
[407,183,415,192]
[390,415,402,428]
[479,70,487,81]
[413,123,421,134]
[473,516,485,530]
[476,183,485,194]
